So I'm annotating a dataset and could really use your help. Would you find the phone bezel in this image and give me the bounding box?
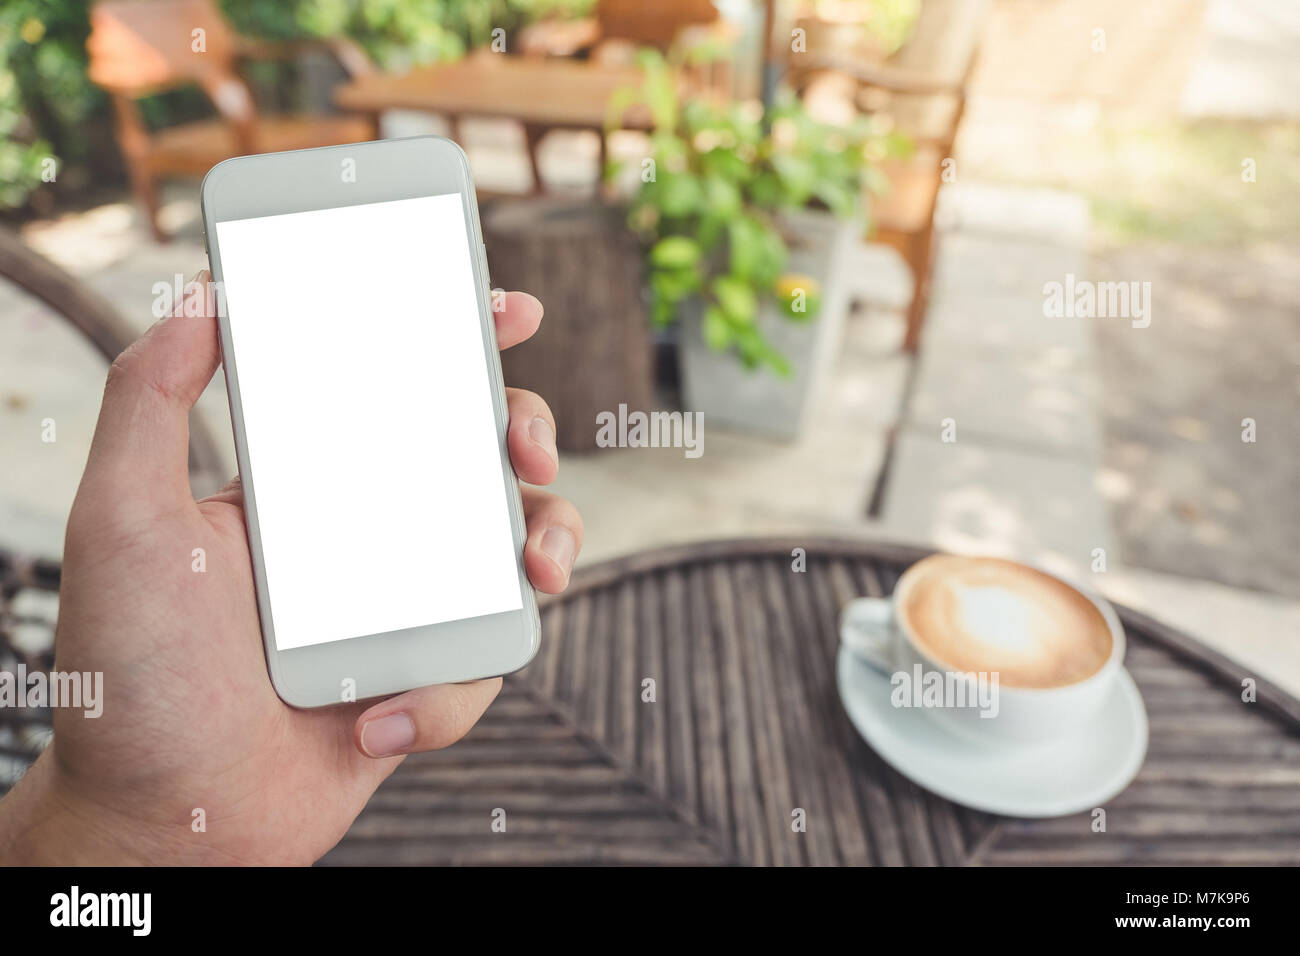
[200,136,540,708]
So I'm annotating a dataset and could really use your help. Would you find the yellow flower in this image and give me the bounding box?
[775,274,821,320]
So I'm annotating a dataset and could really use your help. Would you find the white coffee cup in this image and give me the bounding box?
[840,556,1127,745]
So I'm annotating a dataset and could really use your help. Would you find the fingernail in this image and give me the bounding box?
[172,272,204,319]
[540,526,575,575]
[529,416,558,464]
[360,713,415,757]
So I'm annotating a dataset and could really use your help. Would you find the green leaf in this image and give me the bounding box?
[682,98,721,135]
[771,154,817,202]
[747,170,785,208]
[649,131,689,166]
[696,214,725,249]
[712,275,757,325]
[642,62,678,130]
[733,327,793,376]
[758,226,788,282]
[700,148,751,183]
[651,266,700,305]
[656,173,703,218]
[702,306,733,350]
[726,216,765,280]
[604,85,640,135]
[813,179,857,218]
[763,345,794,377]
[734,325,763,368]
[728,214,787,285]
[703,174,742,217]
[650,236,701,270]
[651,297,678,328]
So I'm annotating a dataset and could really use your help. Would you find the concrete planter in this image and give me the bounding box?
[679,208,860,440]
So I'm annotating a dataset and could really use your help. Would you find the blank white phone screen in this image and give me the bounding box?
[214,194,522,651]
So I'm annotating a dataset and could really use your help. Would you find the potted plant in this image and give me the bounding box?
[607,49,900,439]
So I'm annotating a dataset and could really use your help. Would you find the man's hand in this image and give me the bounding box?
[0,272,582,865]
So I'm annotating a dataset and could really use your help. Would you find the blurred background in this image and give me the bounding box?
[1,0,1297,723]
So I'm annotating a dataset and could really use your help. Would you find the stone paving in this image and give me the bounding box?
[872,183,1300,695]
[1091,240,1300,600]
[874,186,1114,576]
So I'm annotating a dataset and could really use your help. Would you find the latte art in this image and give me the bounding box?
[899,555,1113,689]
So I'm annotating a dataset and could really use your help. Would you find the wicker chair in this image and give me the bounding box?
[789,0,989,352]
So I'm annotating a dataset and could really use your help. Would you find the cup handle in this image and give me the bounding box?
[839,597,897,677]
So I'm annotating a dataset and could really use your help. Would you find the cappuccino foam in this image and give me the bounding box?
[899,555,1113,689]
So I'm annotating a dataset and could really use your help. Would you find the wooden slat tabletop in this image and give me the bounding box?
[325,538,1300,866]
[4,541,1296,864]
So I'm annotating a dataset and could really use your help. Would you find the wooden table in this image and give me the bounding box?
[325,538,1300,866]
[334,52,651,192]
[5,538,1297,864]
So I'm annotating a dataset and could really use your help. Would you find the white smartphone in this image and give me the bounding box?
[200,136,539,708]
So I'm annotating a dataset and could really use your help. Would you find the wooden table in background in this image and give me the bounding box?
[334,52,651,193]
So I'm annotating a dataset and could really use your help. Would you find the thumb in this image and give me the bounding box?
[81,271,221,511]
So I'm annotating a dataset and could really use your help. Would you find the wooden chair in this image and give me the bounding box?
[519,0,724,59]
[86,0,376,241]
[789,0,989,352]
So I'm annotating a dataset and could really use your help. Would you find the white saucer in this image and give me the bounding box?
[836,645,1149,818]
